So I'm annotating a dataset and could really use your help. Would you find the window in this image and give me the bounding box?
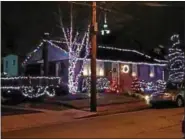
[6,61,8,69]
[13,60,16,66]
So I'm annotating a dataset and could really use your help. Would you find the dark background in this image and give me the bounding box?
[1,1,184,57]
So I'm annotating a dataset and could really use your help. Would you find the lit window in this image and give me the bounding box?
[99,68,104,76]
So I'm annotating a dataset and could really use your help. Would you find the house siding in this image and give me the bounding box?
[3,54,18,76]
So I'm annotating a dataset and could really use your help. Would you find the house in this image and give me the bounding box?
[3,54,18,76]
[22,40,167,92]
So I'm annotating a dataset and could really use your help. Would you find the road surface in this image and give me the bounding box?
[2,107,184,138]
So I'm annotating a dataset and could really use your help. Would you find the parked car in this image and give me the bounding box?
[182,116,185,139]
[145,88,184,107]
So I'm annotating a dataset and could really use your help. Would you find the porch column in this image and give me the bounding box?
[55,62,60,76]
[117,63,120,86]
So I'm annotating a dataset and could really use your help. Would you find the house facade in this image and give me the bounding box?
[23,40,167,92]
[81,60,166,91]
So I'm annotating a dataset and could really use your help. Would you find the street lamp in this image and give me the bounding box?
[101,12,111,36]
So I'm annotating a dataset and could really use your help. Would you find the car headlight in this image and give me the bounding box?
[163,93,172,97]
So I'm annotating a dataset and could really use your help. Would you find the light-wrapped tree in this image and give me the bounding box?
[58,6,90,94]
[168,34,185,83]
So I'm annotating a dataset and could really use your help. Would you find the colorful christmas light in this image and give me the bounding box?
[107,79,120,93]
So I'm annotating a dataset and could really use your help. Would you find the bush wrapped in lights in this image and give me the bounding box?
[1,76,61,99]
[130,78,167,95]
[156,80,166,93]
[82,77,110,93]
[131,77,141,93]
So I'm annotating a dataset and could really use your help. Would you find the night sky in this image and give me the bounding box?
[1,1,184,58]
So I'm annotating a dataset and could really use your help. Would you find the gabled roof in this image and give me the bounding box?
[97,46,167,64]
[22,41,68,66]
[23,39,167,66]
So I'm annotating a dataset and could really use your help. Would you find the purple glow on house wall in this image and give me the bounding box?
[138,65,164,82]
[153,66,163,81]
[138,65,150,81]
[59,60,69,83]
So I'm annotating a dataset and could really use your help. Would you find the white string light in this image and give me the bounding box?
[73,26,91,93]
[1,86,56,98]
[67,27,90,94]
[22,39,167,67]
[22,42,43,66]
[77,58,166,67]
[1,76,61,82]
[98,46,167,63]
[132,79,166,94]
[82,77,110,92]
[1,76,60,98]
[168,34,185,83]
[47,40,68,54]
[42,39,167,63]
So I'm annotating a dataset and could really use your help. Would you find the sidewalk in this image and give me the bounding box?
[45,93,142,109]
[2,100,149,133]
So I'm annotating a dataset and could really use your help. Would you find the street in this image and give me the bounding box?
[2,107,184,138]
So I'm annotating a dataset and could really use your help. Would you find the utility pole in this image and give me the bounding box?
[90,2,97,112]
[43,32,49,76]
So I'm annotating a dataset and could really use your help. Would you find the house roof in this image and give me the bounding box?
[22,41,68,66]
[97,46,167,63]
[23,39,167,66]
